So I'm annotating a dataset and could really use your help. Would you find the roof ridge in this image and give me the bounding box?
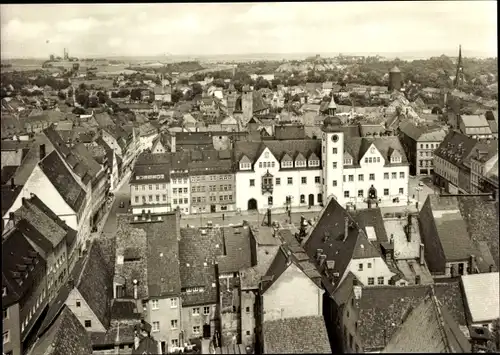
[430,285,452,352]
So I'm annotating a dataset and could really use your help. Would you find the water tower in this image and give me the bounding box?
[388,66,402,92]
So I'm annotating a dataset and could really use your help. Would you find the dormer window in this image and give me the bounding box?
[308,160,319,167]
[281,161,293,168]
[391,156,401,163]
[344,158,352,165]
[295,160,306,168]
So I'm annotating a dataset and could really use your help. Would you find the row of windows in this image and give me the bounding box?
[173,188,189,194]
[250,176,322,187]
[192,195,232,203]
[21,288,46,333]
[344,188,404,198]
[419,143,437,149]
[267,194,324,206]
[135,195,168,203]
[192,185,232,193]
[191,175,232,182]
[171,178,189,185]
[419,160,433,167]
[419,151,434,157]
[135,184,167,191]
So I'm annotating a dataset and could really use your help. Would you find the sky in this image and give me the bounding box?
[1,2,497,59]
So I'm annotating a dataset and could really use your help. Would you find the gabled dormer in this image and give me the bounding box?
[295,152,307,168]
[308,152,320,167]
[281,153,293,168]
[239,155,252,170]
[390,149,402,164]
[344,151,353,166]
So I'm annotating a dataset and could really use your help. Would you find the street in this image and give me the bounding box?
[408,175,438,210]
[102,174,132,235]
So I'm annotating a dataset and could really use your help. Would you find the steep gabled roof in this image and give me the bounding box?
[39,151,87,214]
[344,136,408,166]
[76,241,113,330]
[28,305,93,355]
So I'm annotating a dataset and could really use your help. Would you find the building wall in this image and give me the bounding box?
[102,130,123,157]
[242,90,253,123]
[190,173,236,214]
[2,303,21,355]
[170,176,190,214]
[342,291,363,353]
[181,304,216,342]
[322,130,345,204]
[4,165,78,230]
[240,289,257,348]
[416,140,441,175]
[65,288,106,333]
[19,270,48,347]
[458,166,471,193]
[144,297,181,350]
[433,155,459,193]
[130,180,170,214]
[344,257,395,287]
[262,263,323,322]
[151,141,167,154]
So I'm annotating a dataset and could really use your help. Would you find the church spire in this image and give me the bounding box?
[454,45,465,88]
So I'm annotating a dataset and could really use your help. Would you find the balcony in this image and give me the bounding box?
[262,183,273,194]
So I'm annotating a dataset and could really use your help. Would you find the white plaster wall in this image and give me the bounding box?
[345,257,396,286]
[65,288,106,333]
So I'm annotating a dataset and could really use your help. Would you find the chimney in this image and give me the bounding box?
[319,254,327,267]
[470,254,477,274]
[67,278,75,289]
[406,214,412,242]
[171,134,176,153]
[489,264,495,273]
[343,216,349,242]
[39,144,46,160]
[415,275,421,285]
[10,178,15,190]
[133,279,138,299]
[419,243,425,265]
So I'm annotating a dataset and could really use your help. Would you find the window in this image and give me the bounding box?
[163,194,167,201]
[358,263,363,271]
[3,331,10,345]
[275,177,281,185]
[348,175,354,182]
[343,175,346,182]
[246,306,250,313]
[152,321,160,332]
[377,277,384,285]
[170,298,178,308]
[300,195,305,203]
[365,158,368,163]
[184,198,188,204]
[259,162,262,168]
[301,177,307,184]
[193,326,200,334]
[135,196,139,203]
[149,185,152,190]
[358,174,364,181]
[368,157,372,163]
[3,308,8,320]
[171,320,178,329]
[183,188,188,193]
[156,195,160,202]
[204,306,210,315]
[384,189,389,196]
[420,144,424,149]
[333,180,337,187]
[315,176,320,184]
[344,158,352,165]
[369,173,375,181]
[76,301,81,307]
[192,307,200,316]
[149,195,153,202]
[332,148,338,154]
[152,299,159,310]
[156,184,159,190]
[391,172,397,179]
[399,188,404,194]
[384,172,389,180]
[332,162,337,169]
[268,196,273,206]
[358,190,363,197]
[173,188,178,194]
[246,331,251,335]
[425,144,429,149]
[344,191,350,198]
[85,320,92,328]
[249,179,255,187]
[400,172,405,179]
[173,199,177,204]
[368,277,375,285]
[171,339,179,347]
[287,177,293,185]
[367,263,372,268]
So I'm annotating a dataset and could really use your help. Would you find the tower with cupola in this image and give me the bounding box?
[321,116,345,205]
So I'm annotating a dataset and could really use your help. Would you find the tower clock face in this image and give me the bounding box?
[331,134,339,143]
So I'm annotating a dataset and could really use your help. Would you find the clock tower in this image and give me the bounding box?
[321,116,345,205]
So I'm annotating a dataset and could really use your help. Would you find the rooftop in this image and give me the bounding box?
[461,272,499,323]
[217,225,253,274]
[262,316,332,354]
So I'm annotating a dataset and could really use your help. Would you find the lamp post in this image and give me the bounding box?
[199,207,203,227]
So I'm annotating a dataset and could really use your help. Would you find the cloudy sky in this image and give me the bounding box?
[1,2,497,59]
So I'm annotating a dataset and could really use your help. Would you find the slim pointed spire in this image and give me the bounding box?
[454,45,465,88]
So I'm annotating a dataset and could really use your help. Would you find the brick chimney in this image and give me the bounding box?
[10,178,15,190]
[39,144,46,160]
[170,134,176,153]
[419,243,425,265]
[470,254,477,274]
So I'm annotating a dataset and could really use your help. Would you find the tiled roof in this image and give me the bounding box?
[72,143,103,179]
[234,139,321,165]
[332,272,357,307]
[179,227,224,306]
[382,293,471,353]
[302,197,381,292]
[457,195,499,269]
[28,305,93,355]
[344,136,408,166]
[217,226,253,274]
[274,125,307,140]
[2,228,46,307]
[1,166,18,185]
[263,316,332,354]
[76,241,114,330]
[434,130,478,169]
[94,112,115,128]
[136,213,181,297]
[115,215,149,299]
[356,285,431,351]
[433,281,467,326]
[39,151,87,214]
[1,184,23,216]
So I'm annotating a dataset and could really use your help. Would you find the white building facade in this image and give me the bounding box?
[235,117,410,211]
